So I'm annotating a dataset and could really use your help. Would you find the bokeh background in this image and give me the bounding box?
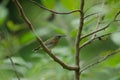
[0,0,120,80]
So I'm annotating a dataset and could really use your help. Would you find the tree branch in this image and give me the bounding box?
[79,1,104,49]
[29,0,81,14]
[79,33,111,49]
[79,10,120,49]
[75,0,84,80]
[9,56,20,80]
[12,0,78,71]
[84,12,99,19]
[81,10,120,39]
[80,49,120,73]
[80,1,105,50]
[81,22,112,39]
[114,10,120,21]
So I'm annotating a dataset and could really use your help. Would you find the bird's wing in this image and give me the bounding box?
[44,38,58,48]
[44,38,54,45]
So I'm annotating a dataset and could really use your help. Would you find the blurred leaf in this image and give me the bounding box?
[20,32,35,44]
[1,0,120,80]
[60,0,78,10]
[99,50,112,57]
[111,32,120,46]
[101,53,120,67]
[70,29,77,37]
[36,27,51,36]
[7,20,23,32]
[1,0,9,6]
[42,0,55,9]
[52,27,65,34]
[0,5,8,26]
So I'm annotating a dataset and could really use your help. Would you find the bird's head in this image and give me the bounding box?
[54,35,66,40]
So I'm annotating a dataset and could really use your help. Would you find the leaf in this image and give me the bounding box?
[0,5,8,26]
[60,0,78,10]
[6,21,23,32]
[111,32,120,46]
[42,0,55,9]
[99,50,112,57]
[20,32,35,44]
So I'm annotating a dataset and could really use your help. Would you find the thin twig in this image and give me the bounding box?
[75,0,84,80]
[84,2,101,14]
[29,0,81,14]
[114,20,120,21]
[79,33,111,49]
[114,10,120,21]
[80,49,120,73]
[9,56,20,80]
[84,12,99,19]
[81,10,120,39]
[93,0,105,34]
[94,33,111,40]
[79,37,94,49]
[12,0,78,71]
[91,14,102,38]
[79,1,105,49]
[80,30,120,50]
[81,22,112,39]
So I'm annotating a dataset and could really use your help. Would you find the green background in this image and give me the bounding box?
[0,0,120,80]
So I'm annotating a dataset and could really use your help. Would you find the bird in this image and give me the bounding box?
[32,35,65,52]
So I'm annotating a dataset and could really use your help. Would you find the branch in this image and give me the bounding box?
[75,0,84,79]
[84,2,102,14]
[81,10,120,39]
[114,10,120,21]
[94,33,111,40]
[79,33,111,49]
[9,56,20,80]
[79,10,120,49]
[80,49,120,73]
[12,0,78,71]
[81,22,112,39]
[80,1,105,49]
[29,0,81,14]
[84,12,99,19]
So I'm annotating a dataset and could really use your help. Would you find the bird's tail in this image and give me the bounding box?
[32,46,41,52]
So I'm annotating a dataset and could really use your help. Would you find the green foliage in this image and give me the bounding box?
[42,0,55,9]
[0,0,120,80]
[0,5,8,26]
[60,0,78,10]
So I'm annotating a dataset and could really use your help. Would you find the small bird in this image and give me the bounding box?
[32,35,65,52]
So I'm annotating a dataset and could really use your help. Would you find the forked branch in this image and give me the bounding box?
[80,49,120,73]
[12,0,78,71]
[75,0,84,80]
[81,10,120,39]
[79,32,111,49]
[30,0,81,14]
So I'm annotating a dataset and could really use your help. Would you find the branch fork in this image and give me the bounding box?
[12,0,78,71]
[12,0,120,80]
